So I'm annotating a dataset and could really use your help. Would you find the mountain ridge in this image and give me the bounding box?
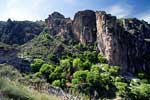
[0,10,150,74]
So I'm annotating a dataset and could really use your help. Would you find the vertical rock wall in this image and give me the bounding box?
[96,11,150,74]
[72,10,97,43]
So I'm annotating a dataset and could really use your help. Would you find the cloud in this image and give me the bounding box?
[0,0,44,21]
[105,4,132,18]
[139,13,150,23]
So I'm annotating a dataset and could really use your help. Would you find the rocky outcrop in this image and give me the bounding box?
[0,46,30,72]
[96,11,150,74]
[38,11,150,74]
[72,10,97,43]
[1,10,150,74]
[0,19,43,45]
[45,12,72,35]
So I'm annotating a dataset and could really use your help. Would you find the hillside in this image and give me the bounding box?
[0,64,61,100]
[0,10,150,99]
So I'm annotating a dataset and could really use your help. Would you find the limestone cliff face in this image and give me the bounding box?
[45,10,150,74]
[45,12,72,35]
[96,11,150,74]
[72,10,97,43]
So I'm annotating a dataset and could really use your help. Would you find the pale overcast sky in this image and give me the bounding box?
[0,0,150,22]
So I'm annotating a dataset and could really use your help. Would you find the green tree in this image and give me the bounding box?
[86,72,100,86]
[82,60,92,70]
[49,72,61,82]
[130,82,150,100]
[72,79,80,85]
[83,51,98,63]
[40,64,53,75]
[109,66,120,76]
[115,82,128,97]
[52,80,61,87]
[60,59,71,72]
[54,66,62,73]
[31,59,44,72]
[90,65,100,72]
[98,53,107,63]
[73,70,89,83]
[73,58,83,70]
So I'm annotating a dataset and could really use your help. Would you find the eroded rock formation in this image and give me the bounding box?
[96,11,150,74]
[72,10,97,43]
[45,12,72,35]
[1,10,150,74]
[45,10,150,74]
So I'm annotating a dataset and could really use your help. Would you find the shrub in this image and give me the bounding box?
[86,72,100,86]
[130,83,150,100]
[73,70,89,83]
[109,66,120,76]
[90,65,100,72]
[40,64,53,75]
[72,79,79,85]
[98,53,107,63]
[31,59,44,72]
[115,82,128,97]
[73,58,83,70]
[82,60,92,70]
[52,80,61,87]
[60,59,71,71]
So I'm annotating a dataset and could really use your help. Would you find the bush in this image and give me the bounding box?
[109,66,120,76]
[73,70,89,83]
[52,80,61,87]
[115,82,128,97]
[98,53,107,63]
[54,66,62,73]
[82,60,92,70]
[130,83,150,100]
[83,51,98,63]
[31,59,44,72]
[90,65,100,72]
[60,59,71,71]
[72,79,79,85]
[40,64,53,75]
[73,58,83,70]
[86,72,100,86]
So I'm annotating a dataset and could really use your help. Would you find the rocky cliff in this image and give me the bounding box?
[36,10,150,74]
[1,10,150,74]
[96,11,150,74]
[45,12,72,36]
[72,10,97,43]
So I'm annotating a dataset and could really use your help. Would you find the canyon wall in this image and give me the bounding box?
[96,11,150,73]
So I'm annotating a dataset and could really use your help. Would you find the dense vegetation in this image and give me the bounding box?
[25,33,150,99]
[0,21,150,99]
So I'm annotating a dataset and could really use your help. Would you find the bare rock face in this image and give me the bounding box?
[45,12,72,35]
[72,10,97,43]
[96,11,150,74]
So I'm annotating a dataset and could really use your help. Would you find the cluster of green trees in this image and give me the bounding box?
[30,44,150,99]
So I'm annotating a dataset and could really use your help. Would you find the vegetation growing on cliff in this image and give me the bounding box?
[26,34,150,99]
